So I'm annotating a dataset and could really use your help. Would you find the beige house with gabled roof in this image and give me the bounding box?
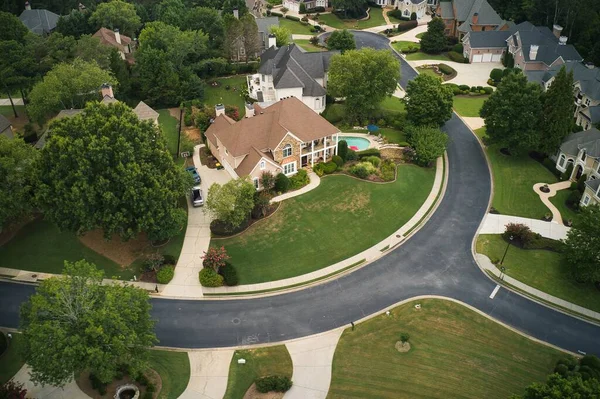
[205,97,341,189]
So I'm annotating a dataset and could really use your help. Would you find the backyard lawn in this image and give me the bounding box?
[379,96,405,115]
[214,165,436,284]
[148,350,190,399]
[327,299,563,399]
[477,235,600,313]
[452,95,488,117]
[0,333,24,385]
[204,75,247,116]
[391,41,420,53]
[224,346,292,399]
[294,39,326,52]
[318,7,386,29]
[278,17,314,35]
[405,52,451,61]
[158,109,179,156]
[549,189,580,226]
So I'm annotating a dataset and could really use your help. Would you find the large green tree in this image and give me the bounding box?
[0,11,29,42]
[331,0,367,18]
[28,59,116,124]
[563,204,600,283]
[270,25,292,47]
[420,17,447,54]
[156,0,187,27]
[221,0,248,17]
[0,136,39,230]
[55,9,94,39]
[36,102,191,241]
[89,0,141,37]
[480,72,543,153]
[20,260,157,387]
[0,39,37,116]
[326,29,356,52]
[511,373,600,398]
[407,125,448,166]
[328,48,400,123]
[206,177,255,229]
[74,34,116,70]
[539,66,575,154]
[183,7,225,49]
[405,74,454,127]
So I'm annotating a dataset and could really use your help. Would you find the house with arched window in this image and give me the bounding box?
[554,127,600,207]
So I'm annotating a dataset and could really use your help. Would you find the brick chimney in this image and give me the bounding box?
[529,45,539,61]
[472,12,478,24]
[558,36,568,45]
[25,1,31,10]
[552,24,563,38]
[78,2,85,11]
[245,103,254,118]
[100,83,114,99]
[215,104,225,117]
[268,33,276,49]
[114,28,121,45]
[233,8,239,19]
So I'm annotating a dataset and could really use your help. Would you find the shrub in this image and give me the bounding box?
[156,265,175,284]
[299,2,306,13]
[346,149,358,161]
[219,261,238,286]
[483,86,493,95]
[202,246,230,272]
[561,163,574,181]
[286,15,300,21]
[307,6,325,12]
[275,172,291,193]
[410,12,417,20]
[290,169,309,189]
[446,51,465,63]
[503,223,534,246]
[349,162,376,178]
[458,84,470,91]
[397,20,418,32]
[143,253,164,272]
[255,376,293,393]
[566,190,582,209]
[380,159,396,181]
[490,68,503,83]
[577,173,588,193]
[437,63,454,75]
[183,113,193,126]
[23,123,38,143]
[322,161,337,174]
[452,43,463,53]
[357,148,381,159]
[199,268,224,287]
[309,35,319,45]
[323,103,345,124]
[252,190,272,219]
[337,140,349,161]
[162,254,177,265]
[503,51,514,68]
[365,155,381,167]
[332,155,344,167]
[89,373,108,395]
[270,11,283,17]
[400,332,410,343]
[542,158,560,177]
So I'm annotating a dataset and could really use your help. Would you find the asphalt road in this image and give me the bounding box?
[1,32,599,354]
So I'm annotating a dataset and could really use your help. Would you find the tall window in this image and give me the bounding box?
[283,144,292,157]
[581,150,587,162]
[583,195,590,206]
[260,160,266,170]
[283,162,296,175]
[253,178,259,189]
[558,154,566,168]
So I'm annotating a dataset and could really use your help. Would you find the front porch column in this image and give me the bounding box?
[335,133,339,155]
[323,136,327,160]
[311,140,315,167]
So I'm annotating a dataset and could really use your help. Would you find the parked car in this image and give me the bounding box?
[186,166,201,184]
[191,186,203,207]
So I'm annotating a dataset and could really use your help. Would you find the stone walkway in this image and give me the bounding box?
[532,181,571,226]
[480,213,570,240]
[272,172,320,203]
[179,350,234,399]
[11,365,90,399]
[284,329,344,399]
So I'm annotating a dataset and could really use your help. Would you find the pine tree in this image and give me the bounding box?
[539,66,575,154]
[420,17,447,54]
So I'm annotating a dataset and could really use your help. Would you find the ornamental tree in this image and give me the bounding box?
[563,204,600,283]
[270,25,292,47]
[36,102,191,242]
[326,29,356,52]
[407,125,448,166]
[206,177,255,228]
[539,66,575,154]
[202,246,230,272]
[405,74,454,126]
[420,17,447,54]
[89,0,141,37]
[20,260,157,387]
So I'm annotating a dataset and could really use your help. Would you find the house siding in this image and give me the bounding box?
[274,134,302,169]
[248,159,282,190]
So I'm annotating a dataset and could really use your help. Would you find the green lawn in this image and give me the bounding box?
[0,219,133,279]
[416,32,425,39]
[405,52,451,61]
[224,346,292,399]
[549,189,580,226]
[391,41,420,53]
[379,96,405,115]
[477,235,600,313]
[278,17,314,35]
[148,350,190,399]
[453,95,489,117]
[214,165,436,284]
[158,109,179,156]
[475,126,487,141]
[204,76,247,117]
[0,333,25,384]
[486,144,557,218]
[327,299,563,399]
[294,39,326,52]
[416,66,442,80]
[379,128,407,144]
[318,7,387,29]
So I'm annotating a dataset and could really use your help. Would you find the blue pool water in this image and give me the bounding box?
[339,136,370,151]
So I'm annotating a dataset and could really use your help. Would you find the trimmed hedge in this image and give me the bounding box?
[199,268,224,287]
[286,15,300,21]
[437,63,454,75]
[219,261,239,286]
[332,155,344,167]
[270,11,283,16]
[447,51,468,63]
[357,148,381,159]
[290,169,309,189]
[156,265,175,284]
[275,172,291,193]
[397,20,418,32]
[255,375,293,393]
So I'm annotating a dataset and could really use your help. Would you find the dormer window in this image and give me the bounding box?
[580,150,586,162]
[283,144,292,157]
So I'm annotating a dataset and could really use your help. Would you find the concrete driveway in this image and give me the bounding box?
[389,23,428,43]
[410,59,502,87]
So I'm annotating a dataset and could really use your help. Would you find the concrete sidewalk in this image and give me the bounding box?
[480,213,570,240]
[11,365,91,399]
[272,172,320,203]
[179,350,234,399]
[409,59,502,87]
[389,23,427,42]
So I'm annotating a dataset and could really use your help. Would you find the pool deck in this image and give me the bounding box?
[340,132,380,149]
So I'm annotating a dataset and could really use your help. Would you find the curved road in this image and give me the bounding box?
[1,32,600,354]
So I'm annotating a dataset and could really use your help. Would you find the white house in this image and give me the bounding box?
[282,0,327,13]
[373,0,427,19]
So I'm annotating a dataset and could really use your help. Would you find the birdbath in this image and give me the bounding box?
[540,184,550,193]
[114,384,140,399]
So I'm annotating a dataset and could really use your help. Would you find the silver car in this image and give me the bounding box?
[191,186,204,207]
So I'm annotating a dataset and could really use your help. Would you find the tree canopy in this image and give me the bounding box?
[36,102,191,241]
[182,7,225,49]
[563,204,600,283]
[206,177,255,229]
[407,125,448,166]
[326,29,356,52]
[511,373,600,399]
[89,0,142,37]
[20,260,157,387]
[0,11,29,42]
[156,0,187,27]
[420,17,447,54]
[405,74,454,127]
[55,9,93,39]
[270,25,291,47]
[331,0,368,18]
[328,48,400,123]
[539,66,575,154]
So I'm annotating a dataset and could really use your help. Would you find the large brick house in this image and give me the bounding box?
[205,97,341,189]
[436,0,507,39]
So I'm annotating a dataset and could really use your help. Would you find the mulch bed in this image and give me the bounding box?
[76,368,162,399]
[78,229,151,266]
[243,383,284,399]
[199,147,219,169]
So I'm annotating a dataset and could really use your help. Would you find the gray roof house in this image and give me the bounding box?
[19,6,59,35]
[246,44,338,113]
[437,0,507,38]
[256,17,279,51]
[0,115,14,139]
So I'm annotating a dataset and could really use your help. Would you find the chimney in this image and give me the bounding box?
[472,12,478,24]
[233,8,239,19]
[245,103,254,118]
[215,103,225,117]
[529,44,539,60]
[114,28,121,45]
[25,1,31,10]
[78,2,85,11]
[268,33,276,49]
[558,36,568,45]
[100,83,114,99]
[552,24,563,38]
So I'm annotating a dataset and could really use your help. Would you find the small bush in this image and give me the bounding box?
[89,373,108,395]
[452,43,463,53]
[447,51,466,63]
[270,11,283,17]
[349,162,377,179]
[199,268,224,287]
[275,172,291,193]
[458,84,470,91]
[255,375,293,393]
[438,63,454,75]
[332,155,344,167]
[357,148,381,159]
[183,113,193,126]
[346,149,358,161]
[285,15,300,21]
[566,190,582,209]
[321,161,337,174]
[397,20,418,32]
[380,159,396,181]
[290,169,309,189]
[561,163,573,181]
[337,139,349,160]
[156,265,175,284]
[483,86,493,95]
[577,174,588,193]
[219,261,239,286]
[554,364,569,376]
[503,223,534,246]
[569,182,578,191]
[400,332,410,343]
[490,68,503,83]
[365,155,381,167]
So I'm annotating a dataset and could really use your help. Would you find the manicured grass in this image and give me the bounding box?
[0,219,134,279]
[158,109,179,156]
[327,299,564,399]
[148,350,190,399]
[416,32,425,39]
[379,128,407,144]
[549,189,580,226]
[318,7,386,30]
[294,39,327,52]
[416,66,442,79]
[453,95,489,117]
[0,333,25,385]
[204,76,247,117]
[486,144,557,218]
[215,165,436,284]
[224,346,292,399]
[278,17,314,35]
[379,96,405,115]
[477,235,600,313]
[405,52,451,61]
[475,126,487,141]
[391,41,420,53]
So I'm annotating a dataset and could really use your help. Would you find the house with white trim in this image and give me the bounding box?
[205,97,341,189]
[282,0,327,13]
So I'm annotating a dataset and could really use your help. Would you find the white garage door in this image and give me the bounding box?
[472,54,483,63]
[482,53,492,62]
[491,54,502,62]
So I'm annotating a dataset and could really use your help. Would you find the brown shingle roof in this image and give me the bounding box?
[93,28,132,52]
[133,101,159,122]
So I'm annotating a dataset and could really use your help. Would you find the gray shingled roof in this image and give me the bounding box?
[439,1,454,19]
[19,9,59,35]
[466,31,511,48]
[525,62,600,100]
[0,115,12,134]
[590,106,600,124]
[256,16,278,34]
[560,128,600,158]
[452,0,503,25]
[585,178,600,193]
[515,24,582,65]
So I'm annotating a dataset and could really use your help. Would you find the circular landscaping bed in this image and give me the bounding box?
[416,64,457,81]
[76,368,161,399]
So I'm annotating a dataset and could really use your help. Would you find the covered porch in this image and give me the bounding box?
[300,133,339,167]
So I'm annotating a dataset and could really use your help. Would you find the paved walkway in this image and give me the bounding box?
[0,98,23,106]
[533,181,571,226]
[389,23,427,42]
[292,34,315,40]
[272,172,320,203]
[202,155,445,295]
[409,59,501,87]
[462,117,485,131]
[11,365,90,399]
[480,213,570,240]
[284,329,343,399]
[179,350,234,399]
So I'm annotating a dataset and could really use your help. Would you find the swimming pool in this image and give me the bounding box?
[339,136,371,151]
